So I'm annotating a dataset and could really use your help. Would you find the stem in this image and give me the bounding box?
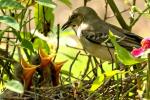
[147,53,150,99]
[84,0,87,6]
[104,0,108,21]
[115,53,120,99]
[68,51,81,82]
[129,7,149,28]
[82,55,91,79]
[53,24,60,61]
[121,85,137,100]
[107,0,129,30]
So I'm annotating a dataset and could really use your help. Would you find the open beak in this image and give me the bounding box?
[61,20,71,31]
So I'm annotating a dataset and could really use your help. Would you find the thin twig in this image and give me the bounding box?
[114,53,120,99]
[86,78,111,100]
[104,0,108,21]
[68,51,81,82]
[129,0,136,29]
[106,8,130,19]
[84,0,87,6]
[106,43,114,69]
[146,53,150,99]
[53,24,60,61]
[82,55,91,79]
[91,57,98,79]
[28,9,31,34]
[0,9,5,15]
[66,44,84,50]
[107,0,129,30]
[121,85,137,100]
[0,56,17,63]
[129,7,149,28]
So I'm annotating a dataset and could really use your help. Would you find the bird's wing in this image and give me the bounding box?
[107,23,143,50]
[82,30,113,47]
[107,22,143,43]
[81,29,142,51]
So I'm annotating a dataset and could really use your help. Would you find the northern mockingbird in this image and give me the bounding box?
[62,6,143,61]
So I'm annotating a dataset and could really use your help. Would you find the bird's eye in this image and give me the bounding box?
[71,16,76,19]
[70,14,79,19]
[73,25,76,27]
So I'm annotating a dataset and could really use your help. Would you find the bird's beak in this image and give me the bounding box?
[61,20,71,31]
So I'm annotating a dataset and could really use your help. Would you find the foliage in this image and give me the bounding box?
[0,0,150,99]
[5,80,24,94]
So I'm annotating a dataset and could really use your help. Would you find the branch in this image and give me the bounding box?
[107,0,130,30]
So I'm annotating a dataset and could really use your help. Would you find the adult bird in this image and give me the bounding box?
[62,6,143,62]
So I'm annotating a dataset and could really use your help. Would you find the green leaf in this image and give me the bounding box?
[0,0,24,9]
[21,39,34,52]
[105,70,122,78]
[33,37,50,53]
[90,70,122,91]
[90,74,104,91]
[109,31,144,65]
[59,0,72,8]
[0,16,20,30]
[5,80,24,94]
[36,0,56,8]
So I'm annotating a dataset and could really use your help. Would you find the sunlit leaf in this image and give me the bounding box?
[0,0,24,9]
[109,31,144,65]
[36,0,56,8]
[59,0,72,8]
[0,16,20,30]
[5,80,24,94]
[17,0,35,6]
[33,37,50,53]
[90,74,104,91]
[105,70,122,78]
[21,39,34,52]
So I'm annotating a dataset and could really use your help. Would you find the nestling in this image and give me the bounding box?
[62,6,143,61]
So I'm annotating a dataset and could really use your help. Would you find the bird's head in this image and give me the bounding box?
[61,6,98,30]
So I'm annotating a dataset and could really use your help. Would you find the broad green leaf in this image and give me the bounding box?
[109,31,144,65]
[90,74,104,91]
[21,39,34,52]
[36,0,56,8]
[59,0,72,8]
[20,32,32,39]
[5,80,24,94]
[90,70,122,91]
[33,37,50,53]
[34,4,54,32]
[0,0,24,9]
[0,16,20,30]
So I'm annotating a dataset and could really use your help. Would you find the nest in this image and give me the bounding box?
[0,75,143,100]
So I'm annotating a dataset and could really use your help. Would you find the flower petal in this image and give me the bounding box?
[131,47,144,57]
[141,37,150,50]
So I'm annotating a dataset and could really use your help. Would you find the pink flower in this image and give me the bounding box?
[141,37,150,50]
[131,37,150,57]
[131,47,145,57]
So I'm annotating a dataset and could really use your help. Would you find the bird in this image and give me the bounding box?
[62,6,143,62]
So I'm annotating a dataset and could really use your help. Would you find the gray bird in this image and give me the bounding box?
[62,6,143,61]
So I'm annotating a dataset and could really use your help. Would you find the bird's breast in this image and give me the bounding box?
[78,35,115,62]
[77,23,89,38]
